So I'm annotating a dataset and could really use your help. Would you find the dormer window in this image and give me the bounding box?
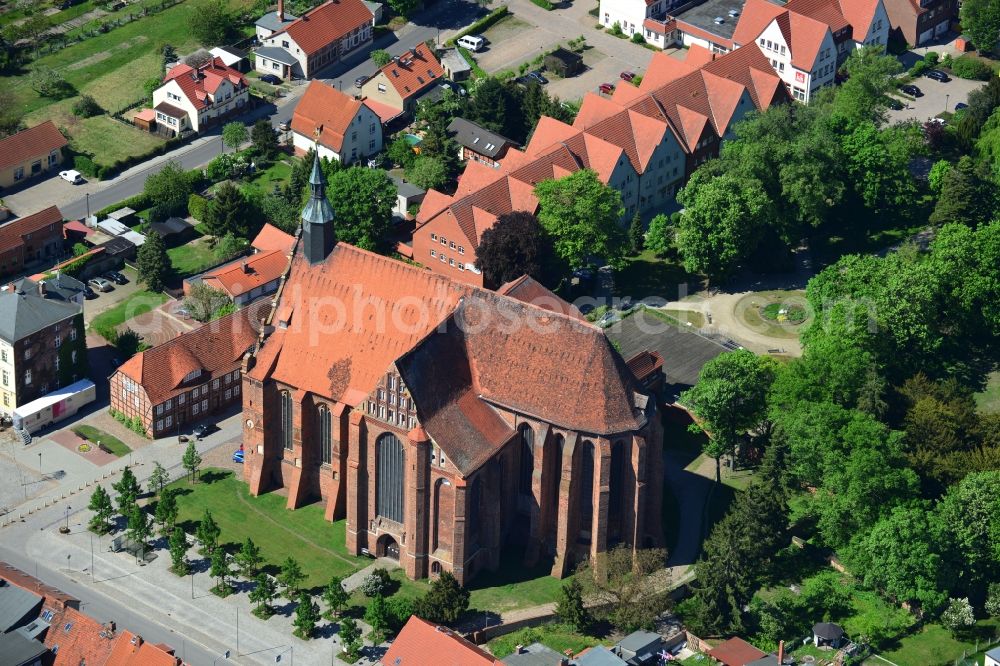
[183,369,202,383]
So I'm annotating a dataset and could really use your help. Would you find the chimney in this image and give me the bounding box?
[777,640,784,665]
[242,260,250,273]
[38,281,47,297]
[515,645,525,655]
[277,0,284,22]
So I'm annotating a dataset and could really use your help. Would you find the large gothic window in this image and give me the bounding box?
[318,404,332,464]
[579,440,595,528]
[280,391,293,450]
[376,433,404,523]
[468,477,481,544]
[609,440,626,521]
[518,425,534,496]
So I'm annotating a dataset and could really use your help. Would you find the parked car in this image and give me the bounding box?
[83,286,97,300]
[900,84,922,97]
[104,270,128,285]
[87,277,112,292]
[955,102,969,111]
[59,170,83,184]
[526,70,548,85]
[599,82,615,94]
[925,69,950,82]
[620,70,636,82]
[278,120,291,131]
[457,34,485,52]
[886,97,904,110]
[193,424,212,439]
[260,74,282,85]
[355,75,368,88]
[232,448,244,463]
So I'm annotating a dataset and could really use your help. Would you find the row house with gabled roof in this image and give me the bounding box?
[153,57,249,134]
[413,43,789,287]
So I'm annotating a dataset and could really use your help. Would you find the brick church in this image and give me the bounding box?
[241,156,664,584]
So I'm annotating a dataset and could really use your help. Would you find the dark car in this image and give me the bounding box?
[193,424,212,440]
[355,75,368,88]
[925,69,950,82]
[886,97,904,110]
[526,70,548,85]
[900,84,922,97]
[955,102,969,111]
[104,270,128,285]
[260,74,282,85]
[83,286,97,300]
[599,82,615,94]
[620,70,636,82]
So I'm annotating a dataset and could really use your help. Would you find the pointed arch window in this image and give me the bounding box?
[280,391,293,450]
[518,425,534,496]
[376,433,404,523]
[579,440,595,527]
[318,404,332,464]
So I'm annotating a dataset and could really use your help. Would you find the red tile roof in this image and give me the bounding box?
[497,274,584,320]
[116,307,261,405]
[376,42,444,102]
[252,223,295,253]
[202,249,289,298]
[162,57,247,110]
[44,607,117,666]
[0,561,76,610]
[275,0,373,56]
[381,616,501,665]
[0,206,63,254]
[292,80,366,153]
[0,121,67,171]
[733,0,834,70]
[104,630,180,666]
[708,637,768,666]
[252,242,644,474]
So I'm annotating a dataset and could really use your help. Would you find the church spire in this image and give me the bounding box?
[301,142,336,264]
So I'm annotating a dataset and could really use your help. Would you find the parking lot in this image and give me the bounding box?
[473,0,657,102]
[888,69,985,123]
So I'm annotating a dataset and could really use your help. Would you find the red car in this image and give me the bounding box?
[620,71,636,82]
[599,82,615,94]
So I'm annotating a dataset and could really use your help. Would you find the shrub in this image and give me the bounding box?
[74,155,97,177]
[631,32,645,43]
[609,21,625,36]
[72,94,103,118]
[909,59,930,77]
[98,193,152,218]
[360,567,392,597]
[924,51,939,66]
[951,56,992,80]
[188,193,208,221]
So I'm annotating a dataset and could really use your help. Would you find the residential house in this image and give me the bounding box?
[290,80,383,163]
[0,122,67,190]
[109,307,260,438]
[360,43,445,117]
[0,206,65,279]
[447,117,518,168]
[209,45,251,72]
[575,647,628,665]
[381,617,502,665]
[153,57,249,135]
[255,0,374,80]
[985,647,1000,666]
[0,278,87,414]
[882,0,955,46]
[612,630,664,663]
[242,156,663,585]
[732,0,889,102]
[708,637,768,666]
[639,0,743,53]
[255,0,296,40]
[184,223,294,306]
[414,43,787,286]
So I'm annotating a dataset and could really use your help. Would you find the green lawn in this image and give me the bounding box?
[466,546,569,614]
[975,371,1000,414]
[487,622,604,659]
[89,289,168,336]
[72,425,132,456]
[166,469,368,589]
[875,618,1000,666]
[245,159,293,196]
[167,236,219,278]
[613,250,697,301]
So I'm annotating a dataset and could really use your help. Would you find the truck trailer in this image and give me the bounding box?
[12,379,96,435]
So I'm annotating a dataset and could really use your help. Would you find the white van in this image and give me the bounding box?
[457,35,485,52]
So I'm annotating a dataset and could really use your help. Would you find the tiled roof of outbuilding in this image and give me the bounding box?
[0,121,67,171]
[382,616,502,665]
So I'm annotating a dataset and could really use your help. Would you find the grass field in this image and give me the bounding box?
[874,618,1000,666]
[244,159,293,196]
[614,249,697,301]
[167,235,219,278]
[487,622,605,659]
[89,289,168,335]
[167,469,368,589]
[72,425,132,456]
[975,371,1000,413]
[465,546,568,614]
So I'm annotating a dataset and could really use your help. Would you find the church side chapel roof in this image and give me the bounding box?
[251,241,646,476]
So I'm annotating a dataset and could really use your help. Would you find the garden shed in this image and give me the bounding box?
[544,47,584,77]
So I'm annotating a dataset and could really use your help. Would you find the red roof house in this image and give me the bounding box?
[153,57,249,134]
[290,80,384,164]
[360,42,446,115]
[708,637,769,666]
[0,205,65,278]
[381,614,501,665]
[0,121,68,188]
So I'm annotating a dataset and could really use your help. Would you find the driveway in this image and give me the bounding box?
[82,266,143,326]
[889,73,984,123]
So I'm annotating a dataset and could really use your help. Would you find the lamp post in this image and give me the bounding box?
[274,646,292,665]
[38,452,42,477]
[945,93,950,114]
[65,504,71,531]
[90,532,95,581]
[85,192,90,221]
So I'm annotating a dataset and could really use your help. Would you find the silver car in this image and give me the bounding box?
[88,277,113,292]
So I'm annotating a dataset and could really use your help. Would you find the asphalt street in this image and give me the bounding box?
[53,0,482,222]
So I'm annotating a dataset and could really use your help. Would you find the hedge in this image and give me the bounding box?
[951,56,992,81]
[446,6,508,46]
[97,193,153,218]
[74,155,98,178]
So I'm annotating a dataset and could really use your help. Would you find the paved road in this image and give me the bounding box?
[9,0,482,221]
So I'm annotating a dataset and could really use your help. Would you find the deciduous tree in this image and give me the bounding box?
[154,488,178,536]
[279,557,305,598]
[940,597,975,635]
[364,594,392,641]
[250,573,278,618]
[576,545,668,632]
[339,617,363,659]
[406,155,448,190]
[293,592,320,639]
[182,441,202,482]
[535,169,625,269]
[235,537,263,578]
[322,576,349,619]
[112,466,141,516]
[327,167,396,251]
[190,0,233,45]
[197,509,220,555]
[87,485,114,534]
[209,548,233,595]
[961,0,1000,55]
[222,122,248,152]
[371,49,392,67]
[474,211,549,287]
[414,570,469,625]
[148,461,169,496]
[126,505,152,551]
[185,283,232,323]
[168,526,190,575]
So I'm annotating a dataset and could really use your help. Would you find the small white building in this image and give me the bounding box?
[984,647,1000,666]
[152,57,249,134]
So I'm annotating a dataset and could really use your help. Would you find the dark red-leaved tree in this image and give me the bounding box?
[475,211,550,288]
